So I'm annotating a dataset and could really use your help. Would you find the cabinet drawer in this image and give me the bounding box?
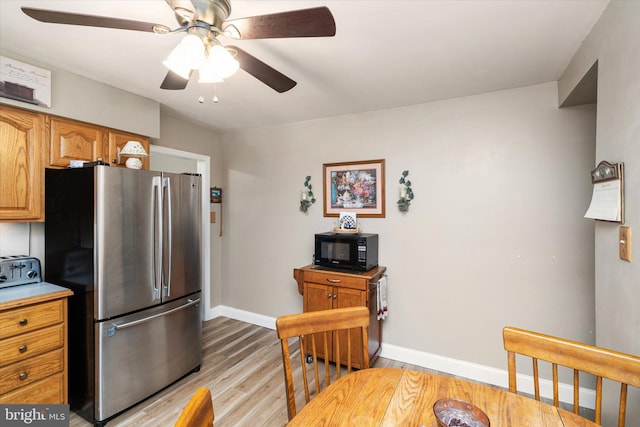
[0,371,65,404]
[305,271,369,290]
[0,348,64,394]
[0,324,64,367]
[0,299,65,339]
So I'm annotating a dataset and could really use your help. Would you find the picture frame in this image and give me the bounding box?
[323,159,385,218]
[210,187,222,203]
[0,55,51,108]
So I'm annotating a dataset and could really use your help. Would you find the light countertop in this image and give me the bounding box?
[0,282,73,310]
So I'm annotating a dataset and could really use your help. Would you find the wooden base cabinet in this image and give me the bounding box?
[0,289,73,404]
[293,265,386,368]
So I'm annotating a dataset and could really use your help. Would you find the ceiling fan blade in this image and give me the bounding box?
[224,7,335,39]
[230,46,297,93]
[21,7,163,32]
[160,70,191,90]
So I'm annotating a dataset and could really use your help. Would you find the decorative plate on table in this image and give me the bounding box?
[433,398,490,427]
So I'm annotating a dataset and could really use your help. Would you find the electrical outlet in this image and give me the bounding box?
[620,226,632,262]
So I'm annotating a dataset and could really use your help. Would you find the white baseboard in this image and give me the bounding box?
[380,343,596,409]
[210,305,595,409]
[211,305,276,330]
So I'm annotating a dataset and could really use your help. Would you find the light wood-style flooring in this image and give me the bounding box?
[69,316,594,427]
[69,316,436,427]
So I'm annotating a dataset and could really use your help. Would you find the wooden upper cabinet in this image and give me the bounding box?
[0,105,46,222]
[49,116,107,167]
[108,130,150,170]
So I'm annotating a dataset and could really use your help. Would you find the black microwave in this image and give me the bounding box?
[314,232,378,272]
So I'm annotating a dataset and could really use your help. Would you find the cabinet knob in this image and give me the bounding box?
[19,345,27,353]
[333,294,337,299]
[19,372,28,381]
[327,293,332,299]
[18,318,28,326]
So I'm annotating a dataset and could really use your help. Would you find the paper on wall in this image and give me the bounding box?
[584,179,622,222]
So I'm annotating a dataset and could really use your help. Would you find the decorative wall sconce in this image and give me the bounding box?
[397,170,414,212]
[300,175,316,212]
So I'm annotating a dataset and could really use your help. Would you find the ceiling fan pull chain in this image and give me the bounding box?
[213,84,219,103]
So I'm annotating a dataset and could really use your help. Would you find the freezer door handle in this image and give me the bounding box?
[162,176,173,297]
[106,298,200,336]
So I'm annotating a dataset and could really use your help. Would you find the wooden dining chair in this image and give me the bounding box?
[174,387,215,427]
[503,326,640,427]
[276,306,370,421]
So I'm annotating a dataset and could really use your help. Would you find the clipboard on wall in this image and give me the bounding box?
[584,161,624,223]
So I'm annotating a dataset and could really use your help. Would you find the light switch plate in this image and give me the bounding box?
[620,226,631,262]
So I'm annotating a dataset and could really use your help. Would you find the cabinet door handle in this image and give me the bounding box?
[19,345,27,353]
[19,318,28,326]
[326,278,341,283]
[333,294,337,299]
[327,293,332,299]
[19,372,28,381]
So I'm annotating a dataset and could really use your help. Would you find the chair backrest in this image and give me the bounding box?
[174,387,215,427]
[276,306,370,421]
[503,326,640,427]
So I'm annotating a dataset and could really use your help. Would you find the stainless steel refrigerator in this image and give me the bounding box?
[44,165,202,427]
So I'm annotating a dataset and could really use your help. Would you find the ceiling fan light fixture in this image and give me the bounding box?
[199,45,239,83]
[163,54,192,79]
[210,45,239,78]
[198,66,224,83]
[163,33,205,77]
[178,33,206,68]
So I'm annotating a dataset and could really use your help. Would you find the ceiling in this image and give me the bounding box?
[0,1,609,133]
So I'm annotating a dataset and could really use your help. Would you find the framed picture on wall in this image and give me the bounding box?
[323,159,385,218]
[210,187,222,203]
[0,56,51,108]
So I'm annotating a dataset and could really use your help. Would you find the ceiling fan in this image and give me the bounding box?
[21,0,336,93]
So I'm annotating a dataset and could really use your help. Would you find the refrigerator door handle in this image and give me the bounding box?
[107,298,200,336]
[163,176,173,297]
[153,175,163,298]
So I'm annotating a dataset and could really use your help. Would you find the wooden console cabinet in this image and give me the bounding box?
[0,287,73,404]
[293,265,386,368]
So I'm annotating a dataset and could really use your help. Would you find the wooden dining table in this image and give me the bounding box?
[286,367,599,426]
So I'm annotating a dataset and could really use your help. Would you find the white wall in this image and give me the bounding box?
[559,0,640,424]
[0,49,159,138]
[221,82,596,372]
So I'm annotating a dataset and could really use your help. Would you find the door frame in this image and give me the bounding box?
[149,145,212,320]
